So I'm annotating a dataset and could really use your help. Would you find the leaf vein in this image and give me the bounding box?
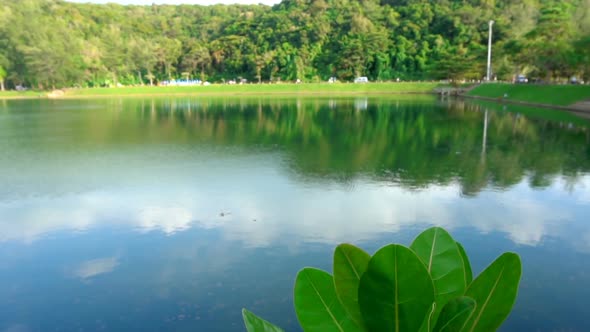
[468,266,505,332]
[305,272,345,332]
[343,248,361,280]
[428,228,438,272]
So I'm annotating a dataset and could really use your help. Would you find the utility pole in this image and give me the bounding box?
[486,20,494,81]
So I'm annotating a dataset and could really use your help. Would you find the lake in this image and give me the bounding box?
[0,96,589,331]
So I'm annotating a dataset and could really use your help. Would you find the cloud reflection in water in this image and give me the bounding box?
[74,257,119,279]
[0,167,585,251]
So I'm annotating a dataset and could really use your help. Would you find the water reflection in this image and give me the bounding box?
[0,174,586,249]
[1,97,590,331]
[137,97,590,193]
[0,97,589,249]
[74,257,119,280]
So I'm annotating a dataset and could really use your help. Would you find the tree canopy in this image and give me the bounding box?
[0,0,588,89]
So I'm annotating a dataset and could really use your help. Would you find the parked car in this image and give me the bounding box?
[515,74,528,83]
[354,76,369,83]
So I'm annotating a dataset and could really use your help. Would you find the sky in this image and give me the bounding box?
[66,0,281,5]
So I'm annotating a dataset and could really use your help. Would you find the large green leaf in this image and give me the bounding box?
[242,308,285,332]
[333,244,371,328]
[359,244,435,332]
[418,303,437,332]
[456,242,473,287]
[433,297,476,332]
[463,253,522,332]
[410,227,467,316]
[294,268,362,332]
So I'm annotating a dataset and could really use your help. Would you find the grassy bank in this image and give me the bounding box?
[468,83,590,106]
[0,90,44,99]
[469,99,590,126]
[0,82,441,99]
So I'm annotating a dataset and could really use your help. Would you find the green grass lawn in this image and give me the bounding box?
[468,83,590,106]
[51,82,441,98]
[0,90,44,98]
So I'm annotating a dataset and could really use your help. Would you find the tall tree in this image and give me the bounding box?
[154,37,182,80]
[525,2,576,80]
[0,65,6,91]
[181,39,211,81]
[129,38,157,85]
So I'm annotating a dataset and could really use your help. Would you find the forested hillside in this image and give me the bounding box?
[0,0,589,89]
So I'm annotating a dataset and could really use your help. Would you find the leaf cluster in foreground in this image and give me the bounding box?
[243,226,522,332]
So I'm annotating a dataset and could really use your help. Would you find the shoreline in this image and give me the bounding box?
[50,91,436,99]
[464,83,590,114]
[2,84,590,117]
[460,94,590,116]
[0,91,436,100]
[0,83,441,100]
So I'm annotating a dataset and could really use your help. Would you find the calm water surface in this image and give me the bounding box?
[1,97,590,331]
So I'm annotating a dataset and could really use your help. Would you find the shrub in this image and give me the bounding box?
[243,227,522,332]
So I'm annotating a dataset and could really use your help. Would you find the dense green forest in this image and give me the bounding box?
[0,0,589,89]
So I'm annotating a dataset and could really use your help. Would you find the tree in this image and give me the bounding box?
[129,38,157,85]
[525,3,576,80]
[0,65,6,91]
[573,35,590,81]
[251,51,274,83]
[431,46,485,82]
[101,25,130,86]
[181,39,211,82]
[19,23,85,89]
[154,37,182,80]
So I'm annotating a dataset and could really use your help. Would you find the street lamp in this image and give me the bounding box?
[486,20,494,81]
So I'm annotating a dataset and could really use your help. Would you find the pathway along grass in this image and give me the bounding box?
[468,83,590,107]
[0,82,441,99]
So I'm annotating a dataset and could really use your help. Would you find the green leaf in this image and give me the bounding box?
[410,227,467,317]
[333,244,371,328]
[418,303,437,332]
[359,244,435,332]
[456,242,473,287]
[242,308,285,332]
[433,297,476,332]
[294,268,362,332]
[463,253,522,332]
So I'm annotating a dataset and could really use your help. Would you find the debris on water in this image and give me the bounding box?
[219,211,231,217]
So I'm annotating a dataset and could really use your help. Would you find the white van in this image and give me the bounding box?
[354,77,369,83]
